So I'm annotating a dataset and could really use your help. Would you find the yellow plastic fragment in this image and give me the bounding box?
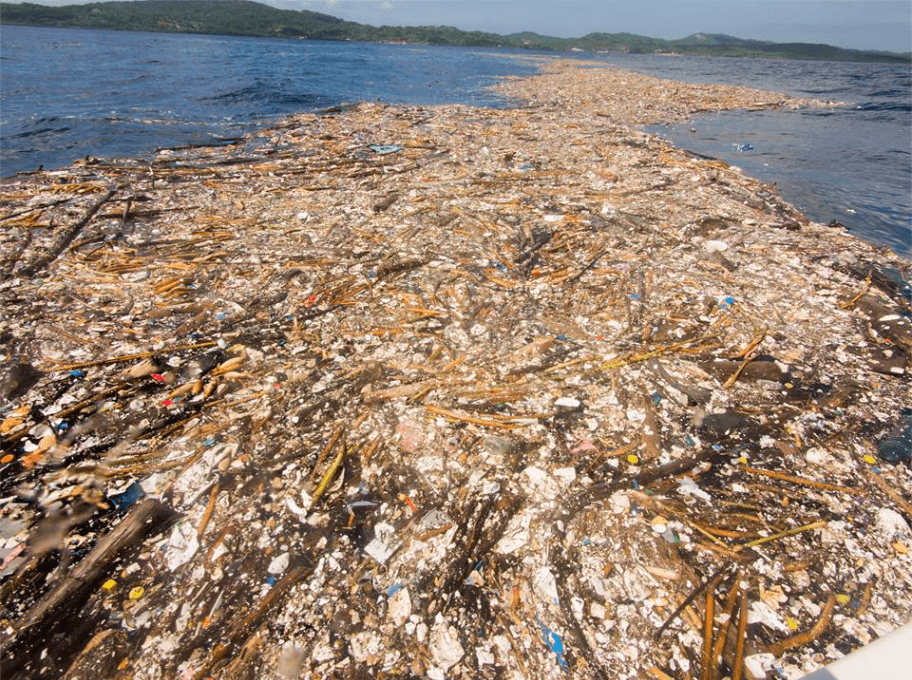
[627,454,639,465]
[129,586,145,600]
[102,579,117,591]
[786,616,799,630]
[863,455,877,465]
[836,594,851,605]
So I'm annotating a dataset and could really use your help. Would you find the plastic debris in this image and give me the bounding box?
[369,144,401,154]
[537,619,569,669]
[0,56,908,680]
[107,481,145,512]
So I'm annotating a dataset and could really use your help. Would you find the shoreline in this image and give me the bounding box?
[1,61,910,680]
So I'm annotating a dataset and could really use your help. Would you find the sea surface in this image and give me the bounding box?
[1,24,909,256]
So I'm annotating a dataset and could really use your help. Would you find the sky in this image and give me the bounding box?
[23,1,912,52]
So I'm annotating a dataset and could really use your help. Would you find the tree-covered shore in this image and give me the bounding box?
[1,0,909,63]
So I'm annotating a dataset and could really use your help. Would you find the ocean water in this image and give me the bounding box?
[1,25,909,256]
[609,53,911,257]
[0,25,539,174]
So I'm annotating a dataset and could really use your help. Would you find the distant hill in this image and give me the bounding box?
[1,0,908,63]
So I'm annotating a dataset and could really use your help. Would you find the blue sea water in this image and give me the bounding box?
[0,25,539,174]
[608,53,912,258]
[1,25,910,256]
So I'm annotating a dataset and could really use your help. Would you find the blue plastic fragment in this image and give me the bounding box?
[684,434,695,447]
[652,392,662,406]
[69,369,86,378]
[387,583,404,597]
[628,293,640,300]
[537,619,568,669]
[556,334,567,342]
[108,481,145,511]
[369,144,401,154]
[57,422,69,432]
[265,576,276,586]
[724,296,735,305]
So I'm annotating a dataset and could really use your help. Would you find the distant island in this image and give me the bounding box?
[1,0,909,63]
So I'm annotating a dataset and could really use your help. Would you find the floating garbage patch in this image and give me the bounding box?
[0,58,910,680]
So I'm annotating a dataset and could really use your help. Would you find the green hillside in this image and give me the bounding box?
[0,0,908,63]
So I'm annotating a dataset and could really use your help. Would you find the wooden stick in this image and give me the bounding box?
[712,571,743,667]
[361,436,382,464]
[192,564,307,680]
[314,424,345,472]
[732,590,749,680]
[841,268,872,309]
[312,445,346,505]
[15,499,177,634]
[603,439,640,459]
[767,593,836,656]
[857,578,874,617]
[601,333,722,370]
[860,464,912,519]
[197,484,220,540]
[740,520,827,549]
[425,405,516,429]
[50,341,217,371]
[19,188,117,277]
[723,329,767,389]
[545,355,597,373]
[733,328,767,359]
[740,465,864,495]
[701,575,718,680]
[655,565,727,639]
